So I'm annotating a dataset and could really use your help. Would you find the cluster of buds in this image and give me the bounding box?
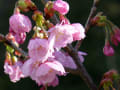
[99,70,119,90]
[92,13,120,56]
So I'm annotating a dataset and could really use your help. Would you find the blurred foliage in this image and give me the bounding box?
[0,0,120,90]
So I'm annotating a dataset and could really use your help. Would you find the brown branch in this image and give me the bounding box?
[0,34,28,58]
[64,45,97,90]
[75,0,100,50]
[65,67,80,75]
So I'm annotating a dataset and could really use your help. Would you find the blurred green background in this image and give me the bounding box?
[0,0,120,90]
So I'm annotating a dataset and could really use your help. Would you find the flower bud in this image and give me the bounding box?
[103,42,114,56]
[104,70,118,80]
[12,56,18,64]
[53,0,69,15]
[44,1,55,19]
[111,28,120,46]
[9,13,32,33]
[17,0,37,12]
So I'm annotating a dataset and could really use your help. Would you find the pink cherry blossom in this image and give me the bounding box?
[72,23,86,41]
[103,42,114,56]
[9,13,32,33]
[28,37,55,62]
[54,51,87,69]
[111,35,119,46]
[4,61,24,83]
[48,24,74,48]
[21,58,65,86]
[53,0,69,15]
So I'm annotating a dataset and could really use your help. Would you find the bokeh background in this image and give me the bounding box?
[0,0,120,90]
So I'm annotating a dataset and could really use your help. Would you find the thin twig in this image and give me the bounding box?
[75,0,100,50]
[0,34,28,58]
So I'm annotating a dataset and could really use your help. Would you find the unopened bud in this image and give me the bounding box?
[12,56,18,64]
[104,69,118,80]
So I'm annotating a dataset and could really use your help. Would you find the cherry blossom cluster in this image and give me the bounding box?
[3,0,87,89]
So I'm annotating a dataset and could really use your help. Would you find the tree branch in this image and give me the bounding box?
[64,45,97,90]
[75,0,100,50]
[0,34,28,58]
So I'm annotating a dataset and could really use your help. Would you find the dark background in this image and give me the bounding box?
[0,0,120,90]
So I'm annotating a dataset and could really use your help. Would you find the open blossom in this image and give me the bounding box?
[4,61,24,83]
[48,24,74,48]
[28,37,55,62]
[54,51,87,69]
[53,0,69,15]
[103,42,114,56]
[48,23,85,48]
[72,23,86,41]
[9,13,32,33]
[21,58,65,86]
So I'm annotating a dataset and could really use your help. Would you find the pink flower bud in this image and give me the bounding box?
[9,13,32,33]
[111,29,120,46]
[103,42,114,56]
[53,0,69,15]
[104,69,118,80]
